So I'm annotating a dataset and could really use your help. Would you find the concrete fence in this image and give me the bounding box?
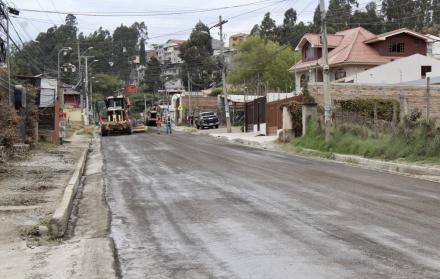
[309,83,440,119]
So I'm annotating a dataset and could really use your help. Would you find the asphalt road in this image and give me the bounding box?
[102,131,440,279]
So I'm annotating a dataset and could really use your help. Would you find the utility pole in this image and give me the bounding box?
[215,16,232,133]
[6,11,10,105]
[320,0,332,141]
[90,77,94,124]
[257,72,260,96]
[187,71,192,125]
[427,76,431,120]
[85,56,89,126]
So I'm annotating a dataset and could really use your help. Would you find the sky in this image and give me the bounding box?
[7,0,326,47]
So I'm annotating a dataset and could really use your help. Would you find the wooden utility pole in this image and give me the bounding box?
[214,16,232,133]
[187,71,192,125]
[427,76,431,120]
[320,0,332,141]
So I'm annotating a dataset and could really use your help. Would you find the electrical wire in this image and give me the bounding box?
[16,0,286,17]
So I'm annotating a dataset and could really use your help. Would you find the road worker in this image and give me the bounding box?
[166,114,172,135]
[156,114,162,134]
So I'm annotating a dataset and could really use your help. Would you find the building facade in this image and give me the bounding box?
[290,28,433,90]
[146,39,186,92]
[229,33,248,49]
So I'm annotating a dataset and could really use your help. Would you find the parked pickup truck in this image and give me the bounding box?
[195,112,220,129]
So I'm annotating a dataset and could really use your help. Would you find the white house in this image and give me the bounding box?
[427,34,440,59]
[342,54,440,84]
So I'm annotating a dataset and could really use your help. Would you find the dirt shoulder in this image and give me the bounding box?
[0,132,116,278]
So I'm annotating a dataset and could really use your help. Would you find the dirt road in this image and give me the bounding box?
[103,132,440,279]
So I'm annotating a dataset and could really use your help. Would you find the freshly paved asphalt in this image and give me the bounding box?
[102,131,440,279]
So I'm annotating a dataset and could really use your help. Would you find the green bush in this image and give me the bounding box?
[336,98,399,122]
[293,117,440,163]
[209,88,223,97]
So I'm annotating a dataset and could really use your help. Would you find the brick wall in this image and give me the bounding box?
[309,83,440,118]
[370,33,427,57]
[181,96,219,113]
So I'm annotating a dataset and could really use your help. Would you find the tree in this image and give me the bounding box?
[139,38,146,66]
[227,36,295,92]
[434,0,440,26]
[350,2,384,34]
[250,24,260,36]
[11,14,79,79]
[179,21,219,90]
[312,5,322,32]
[327,0,359,32]
[112,23,141,81]
[382,0,416,31]
[275,8,310,49]
[414,0,432,31]
[283,8,297,26]
[260,13,277,41]
[93,73,120,97]
[142,57,162,92]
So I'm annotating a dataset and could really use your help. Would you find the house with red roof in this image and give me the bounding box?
[290,27,433,90]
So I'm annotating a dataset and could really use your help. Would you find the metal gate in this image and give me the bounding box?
[245,97,266,132]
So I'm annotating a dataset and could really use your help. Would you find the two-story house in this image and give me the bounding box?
[290,27,433,90]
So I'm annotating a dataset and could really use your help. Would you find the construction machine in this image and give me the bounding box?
[100,95,133,136]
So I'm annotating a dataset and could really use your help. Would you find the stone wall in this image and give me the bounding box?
[309,83,440,118]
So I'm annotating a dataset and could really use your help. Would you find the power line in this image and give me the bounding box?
[16,0,286,17]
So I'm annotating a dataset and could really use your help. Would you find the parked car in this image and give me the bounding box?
[195,112,219,129]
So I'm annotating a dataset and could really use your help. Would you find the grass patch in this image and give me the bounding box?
[293,120,440,164]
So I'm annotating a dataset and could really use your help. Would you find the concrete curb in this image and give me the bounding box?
[49,144,89,238]
[210,134,277,150]
[333,154,440,181]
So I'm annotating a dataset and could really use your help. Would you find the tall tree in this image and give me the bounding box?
[142,57,162,92]
[139,38,146,66]
[179,21,219,90]
[382,0,416,31]
[250,24,261,36]
[414,0,432,31]
[276,8,310,49]
[350,2,384,34]
[312,4,322,32]
[433,0,440,26]
[327,0,359,32]
[260,12,277,41]
[283,8,297,26]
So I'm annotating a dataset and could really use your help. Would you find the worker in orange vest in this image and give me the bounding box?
[156,114,162,134]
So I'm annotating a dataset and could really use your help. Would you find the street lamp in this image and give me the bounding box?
[83,58,98,125]
[57,46,73,108]
[88,60,99,124]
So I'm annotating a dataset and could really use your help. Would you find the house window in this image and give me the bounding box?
[389,42,405,53]
[335,69,346,80]
[421,65,432,79]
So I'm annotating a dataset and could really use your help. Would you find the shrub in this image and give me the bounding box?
[336,98,399,122]
[0,97,20,148]
[284,101,303,137]
[209,88,223,97]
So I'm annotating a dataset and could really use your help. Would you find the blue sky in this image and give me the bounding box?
[8,0,325,46]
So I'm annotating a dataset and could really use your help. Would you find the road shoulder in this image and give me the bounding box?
[0,132,117,278]
[177,127,440,183]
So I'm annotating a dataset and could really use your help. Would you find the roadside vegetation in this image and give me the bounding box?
[293,111,440,163]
